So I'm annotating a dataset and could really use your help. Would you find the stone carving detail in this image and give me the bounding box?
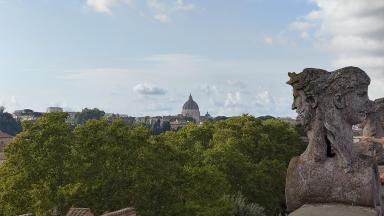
[362,98,384,162]
[287,68,330,162]
[363,98,384,144]
[285,66,382,214]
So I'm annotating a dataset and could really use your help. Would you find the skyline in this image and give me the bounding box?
[0,0,382,117]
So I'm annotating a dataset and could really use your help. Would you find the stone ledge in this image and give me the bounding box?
[289,204,379,216]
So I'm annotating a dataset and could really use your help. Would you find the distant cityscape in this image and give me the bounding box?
[12,94,213,130]
[11,94,297,130]
[0,93,300,164]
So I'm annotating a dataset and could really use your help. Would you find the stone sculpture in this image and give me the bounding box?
[285,66,383,215]
[287,68,330,162]
[361,98,384,162]
[363,98,384,145]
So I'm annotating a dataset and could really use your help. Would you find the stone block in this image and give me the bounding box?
[289,204,379,216]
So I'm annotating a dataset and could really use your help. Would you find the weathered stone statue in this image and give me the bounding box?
[285,66,383,215]
[362,98,384,164]
[322,67,373,170]
[287,68,330,162]
[363,98,384,155]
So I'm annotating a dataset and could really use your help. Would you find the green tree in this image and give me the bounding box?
[0,112,72,215]
[227,193,266,216]
[62,119,143,214]
[62,119,232,216]
[134,129,232,216]
[0,114,305,216]
[74,108,105,125]
[0,107,22,136]
[205,115,305,215]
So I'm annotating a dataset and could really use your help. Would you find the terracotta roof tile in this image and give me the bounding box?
[101,208,136,216]
[0,131,14,139]
[66,208,93,216]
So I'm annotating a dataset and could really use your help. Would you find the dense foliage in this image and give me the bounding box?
[74,108,105,125]
[0,107,22,136]
[226,193,266,216]
[0,113,305,216]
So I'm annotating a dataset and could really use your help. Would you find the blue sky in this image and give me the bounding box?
[0,0,383,117]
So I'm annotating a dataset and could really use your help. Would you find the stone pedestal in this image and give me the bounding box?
[289,204,379,216]
[286,155,380,212]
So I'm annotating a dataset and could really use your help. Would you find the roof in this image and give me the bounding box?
[182,94,199,110]
[101,208,136,216]
[0,131,14,139]
[66,208,93,216]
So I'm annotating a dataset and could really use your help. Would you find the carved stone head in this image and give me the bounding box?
[363,98,384,139]
[326,67,372,125]
[287,68,330,130]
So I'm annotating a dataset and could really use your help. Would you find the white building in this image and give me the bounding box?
[46,107,63,113]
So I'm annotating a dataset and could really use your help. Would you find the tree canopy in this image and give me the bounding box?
[0,107,22,136]
[0,114,305,216]
[74,108,105,125]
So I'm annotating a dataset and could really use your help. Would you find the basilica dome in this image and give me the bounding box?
[183,94,199,110]
[181,94,200,122]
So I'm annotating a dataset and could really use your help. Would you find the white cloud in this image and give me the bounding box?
[86,0,131,15]
[300,32,309,39]
[154,13,171,23]
[264,37,274,45]
[147,0,195,12]
[322,35,384,54]
[201,84,219,96]
[291,0,384,98]
[142,53,205,63]
[10,96,17,105]
[147,0,166,11]
[263,35,290,46]
[255,91,274,107]
[289,21,315,31]
[224,92,241,107]
[289,21,315,39]
[227,80,247,89]
[333,56,384,71]
[147,0,195,23]
[86,0,195,21]
[174,0,195,11]
[133,83,167,95]
[58,53,295,117]
[59,54,207,85]
[0,96,20,112]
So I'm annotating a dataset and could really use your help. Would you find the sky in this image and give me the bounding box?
[0,0,382,117]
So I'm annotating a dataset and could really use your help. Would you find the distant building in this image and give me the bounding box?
[47,107,63,113]
[135,116,154,125]
[170,119,187,131]
[13,109,43,122]
[200,112,213,122]
[105,113,135,125]
[181,94,200,123]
